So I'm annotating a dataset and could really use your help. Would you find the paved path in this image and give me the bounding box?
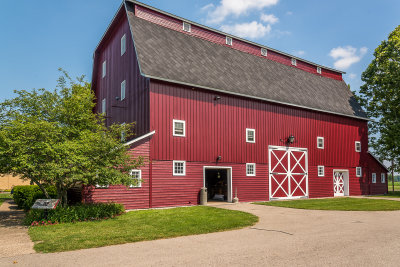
[1,200,400,266]
[0,200,35,258]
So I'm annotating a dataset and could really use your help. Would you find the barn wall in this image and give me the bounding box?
[368,156,388,195]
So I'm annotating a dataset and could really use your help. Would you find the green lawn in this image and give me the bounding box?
[388,181,400,191]
[29,206,258,253]
[372,191,400,198]
[253,197,400,211]
[0,193,12,205]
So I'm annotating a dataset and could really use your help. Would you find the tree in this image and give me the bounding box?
[357,25,400,190]
[0,70,143,206]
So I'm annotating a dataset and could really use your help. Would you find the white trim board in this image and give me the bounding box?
[124,130,156,146]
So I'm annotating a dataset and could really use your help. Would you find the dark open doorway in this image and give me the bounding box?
[205,169,228,201]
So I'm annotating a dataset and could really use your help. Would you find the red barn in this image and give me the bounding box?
[86,0,389,209]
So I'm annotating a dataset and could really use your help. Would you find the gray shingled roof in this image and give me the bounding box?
[126,7,367,119]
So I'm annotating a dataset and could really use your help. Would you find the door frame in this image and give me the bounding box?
[333,169,349,196]
[203,166,232,202]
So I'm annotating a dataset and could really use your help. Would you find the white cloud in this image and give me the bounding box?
[295,50,305,56]
[349,73,357,79]
[206,0,279,24]
[201,3,215,12]
[220,21,271,39]
[329,46,368,70]
[260,13,279,24]
[286,11,293,15]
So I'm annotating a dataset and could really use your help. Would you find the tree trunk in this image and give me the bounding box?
[61,190,68,207]
[392,159,395,192]
[30,177,50,199]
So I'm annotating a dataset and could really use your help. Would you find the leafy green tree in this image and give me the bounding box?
[0,70,143,206]
[357,25,400,189]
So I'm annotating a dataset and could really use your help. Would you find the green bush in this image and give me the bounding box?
[12,185,57,211]
[24,203,125,226]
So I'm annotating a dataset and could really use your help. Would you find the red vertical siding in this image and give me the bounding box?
[368,155,389,195]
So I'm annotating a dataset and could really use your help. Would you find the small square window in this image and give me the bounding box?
[130,169,142,188]
[183,22,191,32]
[102,60,107,78]
[173,120,186,137]
[291,58,297,66]
[317,166,325,177]
[246,128,255,143]
[381,173,386,183]
[261,48,267,56]
[372,173,376,183]
[121,80,126,101]
[246,163,256,176]
[356,167,362,177]
[355,141,361,152]
[173,161,186,176]
[226,36,232,46]
[121,34,126,56]
[317,67,322,74]
[101,98,106,114]
[317,137,324,149]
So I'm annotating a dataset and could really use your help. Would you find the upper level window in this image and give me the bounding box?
[226,36,232,46]
[356,167,362,177]
[372,173,376,183]
[173,119,185,137]
[130,169,142,188]
[102,60,106,78]
[381,173,386,183]
[317,137,324,149]
[317,67,322,74]
[355,141,361,152]
[291,58,297,66]
[173,160,186,176]
[246,163,256,176]
[121,80,126,101]
[318,166,325,177]
[183,22,191,32]
[121,34,126,56]
[101,98,106,114]
[261,48,267,56]
[246,128,255,143]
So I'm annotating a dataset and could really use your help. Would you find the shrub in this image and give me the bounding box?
[12,185,57,211]
[24,203,125,226]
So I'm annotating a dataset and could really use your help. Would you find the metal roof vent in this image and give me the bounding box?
[261,48,268,56]
[183,22,191,32]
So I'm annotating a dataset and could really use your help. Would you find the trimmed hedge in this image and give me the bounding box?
[25,203,125,226]
[12,185,57,211]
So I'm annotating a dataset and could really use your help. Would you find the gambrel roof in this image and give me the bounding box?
[125,2,367,120]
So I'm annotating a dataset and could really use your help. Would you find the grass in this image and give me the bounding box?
[253,197,400,211]
[0,193,12,205]
[388,181,400,191]
[372,191,400,198]
[28,206,258,253]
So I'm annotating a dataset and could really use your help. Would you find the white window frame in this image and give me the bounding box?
[246,163,256,176]
[381,173,386,183]
[261,48,267,56]
[355,141,361,152]
[372,173,376,183]
[121,80,126,101]
[317,137,324,149]
[130,169,142,188]
[102,60,106,78]
[246,128,256,143]
[173,160,186,176]
[291,58,297,66]
[317,66,322,74]
[101,98,106,114]
[317,166,325,177]
[356,167,362,177]
[183,21,191,32]
[226,36,232,46]
[121,34,126,56]
[173,119,186,137]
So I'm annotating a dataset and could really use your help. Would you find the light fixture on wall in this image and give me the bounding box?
[280,134,296,146]
[214,96,221,101]
[216,155,222,161]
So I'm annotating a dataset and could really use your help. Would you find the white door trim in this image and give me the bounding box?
[333,169,349,196]
[203,166,233,203]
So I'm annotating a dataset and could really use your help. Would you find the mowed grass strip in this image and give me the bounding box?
[372,191,400,198]
[253,197,400,211]
[29,206,258,253]
[0,193,12,206]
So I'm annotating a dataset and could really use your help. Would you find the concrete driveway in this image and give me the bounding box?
[1,201,400,266]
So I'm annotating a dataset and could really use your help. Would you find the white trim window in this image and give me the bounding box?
[130,169,142,188]
[102,60,106,78]
[121,80,126,100]
[101,98,106,114]
[317,166,325,177]
[173,161,186,176]
[317,137,324,149]
[291,58,297,66]
[121,34,126,56]
[226,36,233,46]
[372,173,376,183]
[356,167,362,177]
[246,163,256,176]
[317,67,322,74]
[246,128,255,143]
[261,48,267,56]
[173,119,186,137]
[381,173,386,183]
[183,22,191,32]
[355,141,361,152]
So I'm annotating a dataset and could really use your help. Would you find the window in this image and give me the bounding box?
[317,166,325,177]
[291,58,297,66]
[372,173,376,183]
[246,128,255,143]
[381,173,386,183]
[173,119,186,137]
[246,163,256,176]
[173,161,186,176]
[183,22,191,32]
[121,34,126,56]
[355,141,361,152]
[317,137,324,149]
[261,48,267,56]
[356,167,362,177]
[102,60,106,78]
[101,98,106,114]
[226,36,232,46]
[317,67,322,74]
[121,80,126,100]
[130,170,142,188]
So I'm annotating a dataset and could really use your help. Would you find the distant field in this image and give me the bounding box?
[388,181,400,191]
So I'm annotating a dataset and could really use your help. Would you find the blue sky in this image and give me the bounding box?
[0,0,399,102]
